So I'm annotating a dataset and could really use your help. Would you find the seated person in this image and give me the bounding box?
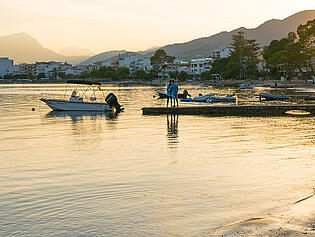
[90,97,96,102]
[69,91,82,102]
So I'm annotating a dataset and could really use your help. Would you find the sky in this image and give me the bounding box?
[0,0,314,54]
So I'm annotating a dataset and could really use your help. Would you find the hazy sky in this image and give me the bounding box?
[0,0,314,53]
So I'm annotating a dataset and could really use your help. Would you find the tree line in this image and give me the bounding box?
[262,19,314,80]
[210,19,314,80]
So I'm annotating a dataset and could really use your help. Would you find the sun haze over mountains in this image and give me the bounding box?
[0,0,313,53]
[0,10,314,65]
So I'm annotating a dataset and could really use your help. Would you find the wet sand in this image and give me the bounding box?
[203,193,315,236]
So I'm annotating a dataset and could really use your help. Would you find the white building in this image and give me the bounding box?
[102,52,152,75]
[210,47,232,59]
[162,60,189,74]
[189,58,212,76]
[18,63,35,75]
[63,65,95,75]
[0,57,14,77]
[34,61,72,77]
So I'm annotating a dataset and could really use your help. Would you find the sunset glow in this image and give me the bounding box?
[0,0,313,53]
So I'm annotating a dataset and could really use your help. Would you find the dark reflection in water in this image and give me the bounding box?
[45,110,119,123]
[167,114,179,147]
[44,110,120,138]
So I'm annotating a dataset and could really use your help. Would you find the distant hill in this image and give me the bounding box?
[157,10,315,59]
[65,56,91,65]
[0,33,92,65]
[0,33,66,63]
[80,10,315,64]
[79,50,127,65]
[1,10,314,65]
[137,46,161,55]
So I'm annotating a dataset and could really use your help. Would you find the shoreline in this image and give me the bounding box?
[204,193,315,236]
[1,79,315,87]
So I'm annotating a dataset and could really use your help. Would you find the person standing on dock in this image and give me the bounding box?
[170,79,179,107]
[166,80,173,107]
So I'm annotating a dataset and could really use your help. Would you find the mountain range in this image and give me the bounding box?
[79,10,315,65]
[0,10,314,65]
[0,33,90,65]
[158,10,315,59]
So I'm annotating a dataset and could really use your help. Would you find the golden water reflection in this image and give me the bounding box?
[167,114,179,147]
[0,84,314,237]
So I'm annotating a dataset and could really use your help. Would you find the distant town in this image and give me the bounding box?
[0,47,232,83]
[0,19,314,83]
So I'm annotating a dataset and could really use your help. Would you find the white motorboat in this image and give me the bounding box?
[41,80,122,112]
[40,98,112,111]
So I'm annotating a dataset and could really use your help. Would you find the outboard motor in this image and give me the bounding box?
[105,93,123,112]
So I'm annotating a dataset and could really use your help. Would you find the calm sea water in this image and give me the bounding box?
[0,84,314,236]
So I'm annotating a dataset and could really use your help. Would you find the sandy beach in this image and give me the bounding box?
[203,193,315,236]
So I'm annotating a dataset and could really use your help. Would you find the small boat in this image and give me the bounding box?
[206,95,236,103]
[157,89,190,99]
[118,80,141,86]
[239,83,255,89]
[181,94,213,102]
[41,80,123,112]
[260,92,290,101]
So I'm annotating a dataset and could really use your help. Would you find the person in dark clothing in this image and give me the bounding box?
[166,80,173,107]
[170,80,179,107]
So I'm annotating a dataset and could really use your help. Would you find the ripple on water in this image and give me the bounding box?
[0,84,314,236]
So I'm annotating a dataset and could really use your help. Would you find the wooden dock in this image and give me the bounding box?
[142,104,315,116]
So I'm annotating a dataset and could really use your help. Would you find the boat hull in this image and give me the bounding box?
[207,96,236,103]
[157,91,188,99]
[181,94,213,102]
[260,93,290,101]
[181,95,235,103]
[40,98,113,111]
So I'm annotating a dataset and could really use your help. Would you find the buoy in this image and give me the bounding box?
[32,108,35,111]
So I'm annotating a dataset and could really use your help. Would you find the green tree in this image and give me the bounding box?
[295,19,315,79]
[210,57,240,80]
[200,70,213,80]
[144,70,156,80]
[230,31,260,79]
[150,49,175,78]
[262,38,291,79]
[117,67,130,79]
[133,69,147,79]
[78,72,91,79]
[169,71,191,81]
[243,39,260,79]
[287,31,297,43]
[37,73,46,79]
[103,66,117,79]
[262,19,315,80]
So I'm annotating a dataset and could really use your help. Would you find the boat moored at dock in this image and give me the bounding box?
[157,89,190,99]
[260,92,290,101]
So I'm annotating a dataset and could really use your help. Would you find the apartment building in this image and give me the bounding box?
[189,58,212,76]
[210,47,232,60]
[0,57,14,77]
